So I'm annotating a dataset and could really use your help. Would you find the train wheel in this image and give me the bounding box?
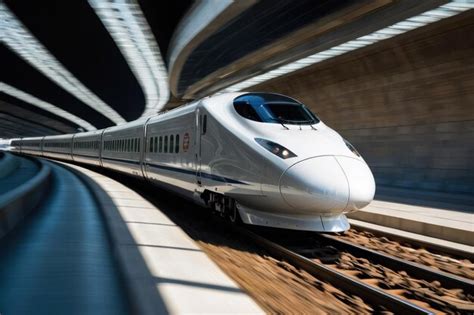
[228,202,241,224]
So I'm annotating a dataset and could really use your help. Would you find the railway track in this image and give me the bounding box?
[239,227,474,315]
[339,227,474,280]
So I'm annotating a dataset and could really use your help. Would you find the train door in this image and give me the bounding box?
[141,117,152,179]
[195,108,202,185]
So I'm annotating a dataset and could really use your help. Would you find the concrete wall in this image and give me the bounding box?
[252,11,474,195]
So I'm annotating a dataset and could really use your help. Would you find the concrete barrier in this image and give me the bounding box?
[0,152,21,178]
[0,159,52,238]
[348,208,473,246]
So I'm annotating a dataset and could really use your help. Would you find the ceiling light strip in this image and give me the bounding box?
[0,4,126,125]
[222,1,473,93]
[89,0,170,117]
[0,83,97,131]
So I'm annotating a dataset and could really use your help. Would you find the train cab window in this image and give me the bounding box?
[158,137,162,153]
[233,93,320,125]
[233,102,262,122]
[170,135,174,154]
[175,134,179,153]
[164,136,168,153]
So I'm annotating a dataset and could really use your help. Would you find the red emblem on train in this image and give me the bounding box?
[183,132,190,152]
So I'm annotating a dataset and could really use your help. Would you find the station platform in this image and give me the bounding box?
[54,160,263,315]
[348,186,474,249]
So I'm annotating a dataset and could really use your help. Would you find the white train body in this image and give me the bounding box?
[10,92,375,232]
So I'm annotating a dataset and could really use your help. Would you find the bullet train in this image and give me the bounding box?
[9,92,376,232]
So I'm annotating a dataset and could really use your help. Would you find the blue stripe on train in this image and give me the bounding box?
[101,156,248,185]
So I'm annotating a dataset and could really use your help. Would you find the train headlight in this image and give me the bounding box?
[344,139,361,157]
[255,138,297,159]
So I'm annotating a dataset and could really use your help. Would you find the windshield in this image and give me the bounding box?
[234,93,319,125]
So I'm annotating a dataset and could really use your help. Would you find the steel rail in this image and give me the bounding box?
[319,233,474,293]
[238,228,433,315]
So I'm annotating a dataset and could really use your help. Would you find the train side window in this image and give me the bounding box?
[154,137,158,153]
[170,135,174,154]
[158,137,162,153]
[164,136,168,153]
[202,115,207,135]
[150,137,154,152]
[175,134,179,153]
[137,138,140,152]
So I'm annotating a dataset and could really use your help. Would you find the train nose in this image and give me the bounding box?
[336,156,376,212]
[279,156,375,214]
